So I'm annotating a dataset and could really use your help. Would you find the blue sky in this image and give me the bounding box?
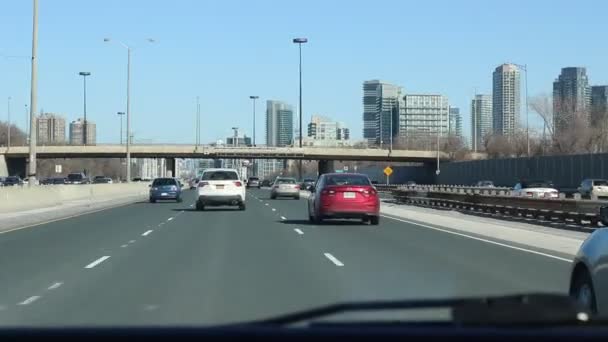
[1,0,607,144]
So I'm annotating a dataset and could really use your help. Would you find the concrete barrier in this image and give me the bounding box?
[0,184,149,213]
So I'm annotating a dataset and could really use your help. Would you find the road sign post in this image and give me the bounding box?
[383,166,393,185]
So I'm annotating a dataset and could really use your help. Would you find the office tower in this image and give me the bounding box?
[492,63,521,137]
[363,80,402,146]
[36,113,66,144]
[553,67,591,132]
[471,94,493,151]
[69,118,96,145]
[266,100,294,147]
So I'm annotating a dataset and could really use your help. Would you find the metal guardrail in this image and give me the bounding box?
[390,188,608,227]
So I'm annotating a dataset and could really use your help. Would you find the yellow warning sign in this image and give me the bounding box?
[383,166,393,176]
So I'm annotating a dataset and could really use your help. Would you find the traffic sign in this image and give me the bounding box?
[343,166,349,171]
[55,164,62,173]
[383,166,393,176]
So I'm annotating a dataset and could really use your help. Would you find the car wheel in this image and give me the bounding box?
[195,201,204,211]
[570,268,598,314]
[270,194,276,200]
[239,202,246,211]
[177,197,183,203]
[294,195,300,200]
[361,217,370,224]
[370,216,380,225]
[149,198,156,203]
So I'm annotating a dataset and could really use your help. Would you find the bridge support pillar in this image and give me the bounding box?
[0,155,8,177]
[166,158,176,178]
[6,157,26,178]
[318,160,334,176]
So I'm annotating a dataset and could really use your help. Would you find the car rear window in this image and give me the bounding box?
[249,177,259,181]
[276,178,296,184]
[67,174,83,180]
[326,175,370,186]
[152,178,177,186]
[202,171,239,181]
[594,180,608,186]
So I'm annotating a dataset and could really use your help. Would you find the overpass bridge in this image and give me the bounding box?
[0,145,449,177]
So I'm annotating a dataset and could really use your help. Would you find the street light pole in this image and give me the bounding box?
[104,38,154,183]
[25,104,29,144]
[249,95,259,176]
[196,96,200,146]
[293,38,308,180]
[7,96,11,148]
[79,72,91,145]
[28,0,39,186]
[117,112,125,144]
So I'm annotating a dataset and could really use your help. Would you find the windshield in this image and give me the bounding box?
[152,178,177,186]
[326,175,371,186]
[2,0,605,329]
[202,171,239,180]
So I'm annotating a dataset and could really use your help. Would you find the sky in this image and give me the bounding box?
[1,0,608,144]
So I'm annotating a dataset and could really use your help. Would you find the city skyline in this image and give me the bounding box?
[2,1,608,145]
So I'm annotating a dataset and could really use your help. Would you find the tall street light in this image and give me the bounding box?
[117,111,125,144]
[249,95,259,176]
[293,37,307,180]
[196,96,200,146]
[7,96,11,148]
[78,72,91,145]
[28,0,39,186]
[104,37,155,182]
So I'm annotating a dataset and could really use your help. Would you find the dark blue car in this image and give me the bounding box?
[149,178,182,203]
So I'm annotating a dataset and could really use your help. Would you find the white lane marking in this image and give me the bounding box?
[18,296,41,305]
[129,240,136,244]
[47,282,62,290]
[142,230,153,236]
[381,215,572,263]
[167,217,174,221]
[272,208,276,212]
[121,244,128,248]
[159,222,165,226]
[281,216,286,220]
[324,253,344,267]
[190,204,194,207]
[294,228,304,235]
[265,203,269,206]
[84,256,111,269]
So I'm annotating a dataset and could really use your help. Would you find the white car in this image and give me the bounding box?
[511,180,559,199]
[569,228,608,316]
[195,168,246,211]
[579,179,608,199]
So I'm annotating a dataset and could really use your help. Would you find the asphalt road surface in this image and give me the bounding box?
[0,189,572,326]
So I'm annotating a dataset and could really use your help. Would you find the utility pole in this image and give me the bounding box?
[28,0,39,186]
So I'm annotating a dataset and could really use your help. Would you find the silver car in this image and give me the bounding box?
[270,177,300,200]
[569,228,608,316]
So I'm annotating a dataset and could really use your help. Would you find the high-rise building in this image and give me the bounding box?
[69,118,96,145]
[266,100,294,147]
[553,67,591,132]
[399,94,450,137]
[448,107,462,137]
[470,94,493,151]
[591,85,608,128]
[362,80,402,146]
[226,136,252,147]
[307,115,350,141]
[36,113,66,145]
[492,63,521,137]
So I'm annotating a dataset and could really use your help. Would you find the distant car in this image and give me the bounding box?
[66,173,89,185]
[132,177,143,182]
[579,179,608,199]
[406,181,417,186]
[307,173,380,225]
[149,177,183,203]
[189,178,200,189]
[247,176,261,189]
[261,179,272,187]
[48,177,67,185]
[301,178,316,191]
[93,176,113,184]
[3,176,23,186]
[195,168,246,210]
[475,180,495,187]
[511,180,559,199]
[270,177,300,199]
[569,228,608,315]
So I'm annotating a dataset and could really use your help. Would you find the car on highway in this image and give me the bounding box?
[40,177,67,185]
[511,180,559,199]
[261,179,272,187]
[2,176,23,186]
[247,176,261,189]
[569,228,608,316]
[189,178,200,189]
[308,173,380,225]
[406,180,417,186]
[92,176,113,184]
[270,177,300,199]
[300,178,316,191]
[195,168,246,210]
[475,180,495,187]
[66,172,89,185]
[149,177,183,203]
[578,179,608,199]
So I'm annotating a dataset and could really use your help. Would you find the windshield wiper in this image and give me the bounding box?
[244,294,589,327]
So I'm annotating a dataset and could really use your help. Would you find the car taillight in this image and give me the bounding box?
[198,182,209,188]
[362,188,377,196]
[321,189,336,195]
[294,185,300,189]
[525,192,534,197]
[234,181,243,187]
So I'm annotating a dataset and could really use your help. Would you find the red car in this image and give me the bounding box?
[307,173,380,225]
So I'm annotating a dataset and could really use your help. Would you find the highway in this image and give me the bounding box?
[0,188,572,326]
